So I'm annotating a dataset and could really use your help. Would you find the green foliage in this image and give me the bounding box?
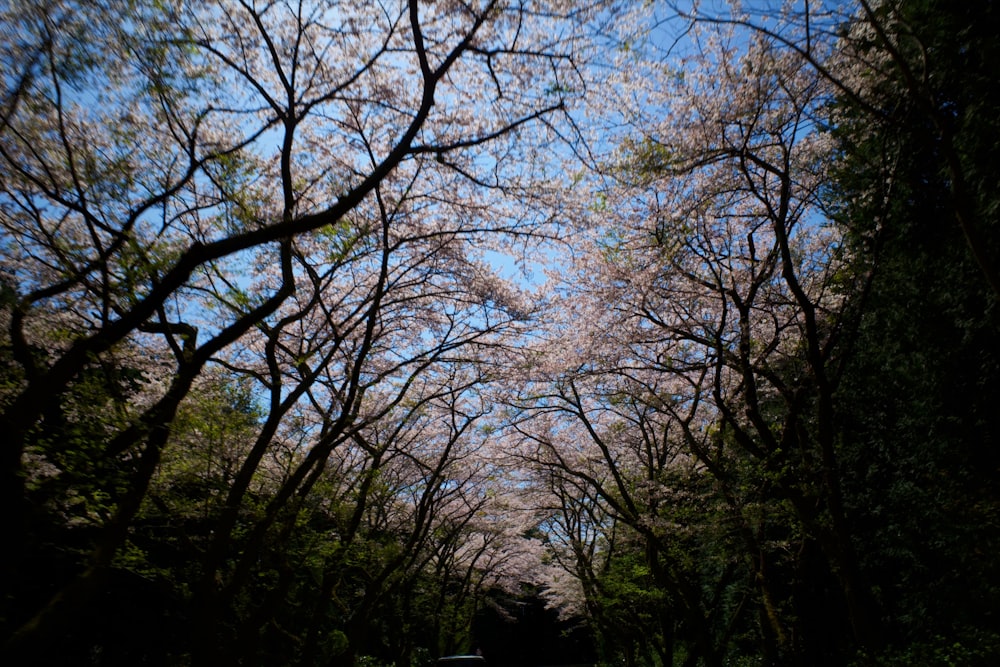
[829,0,1000,659]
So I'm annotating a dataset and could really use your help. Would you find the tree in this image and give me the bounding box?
[0,0,598,662]
[518,1,1000,664]
[681,0,1000,660]
[513,4,878,664]
[825,0,1000,661]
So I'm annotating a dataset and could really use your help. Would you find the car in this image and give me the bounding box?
[436,655,487,667]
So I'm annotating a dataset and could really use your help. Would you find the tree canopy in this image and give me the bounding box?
[2,1,998,666]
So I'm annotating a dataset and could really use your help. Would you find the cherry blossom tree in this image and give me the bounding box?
[508,3,885,663]
[672,0,1000,297]
[0,0,603,662]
